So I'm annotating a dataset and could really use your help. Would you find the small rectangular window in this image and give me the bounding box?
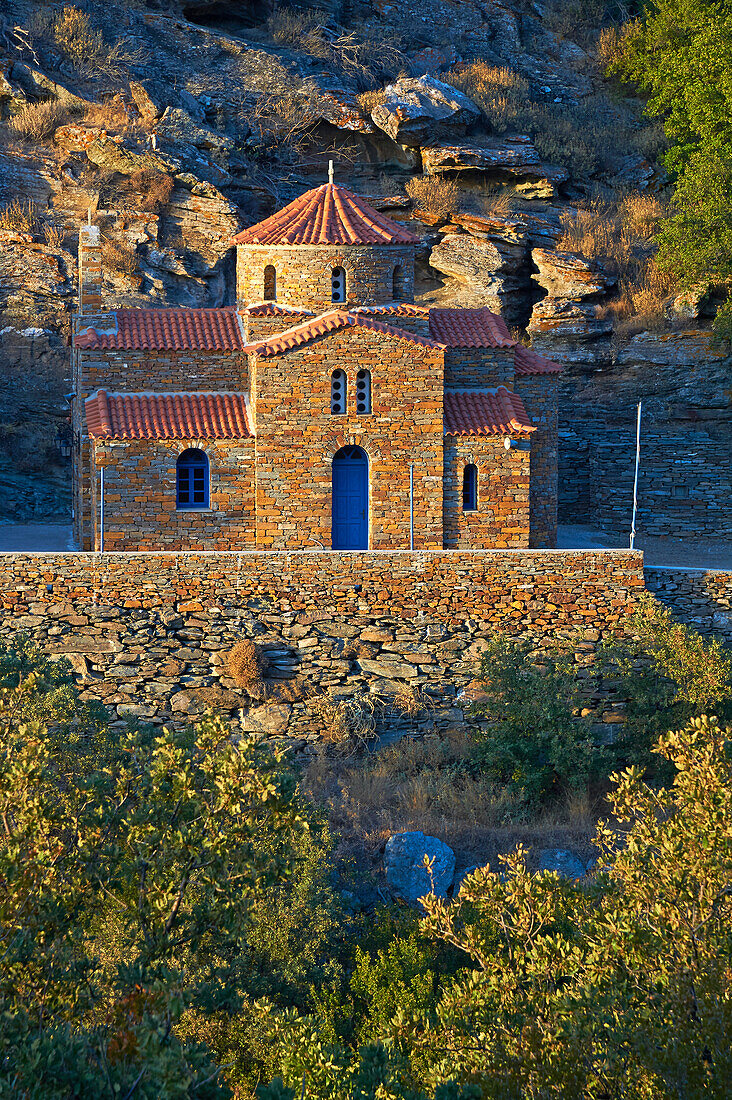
[672,484,689,499]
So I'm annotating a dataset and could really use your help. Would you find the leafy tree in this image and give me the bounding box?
[611,0,732,314]
[469,633,601,806]
[266,715,732,1097]
[0,638,310,1098]
[599,595,732,777]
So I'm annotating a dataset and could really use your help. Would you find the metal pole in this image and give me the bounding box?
[99,466,104,553]
[630,400,642,550]
[409,464,414,550]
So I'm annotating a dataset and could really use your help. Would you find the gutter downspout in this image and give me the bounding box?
[99,466,104,553]
[409,464,414,550]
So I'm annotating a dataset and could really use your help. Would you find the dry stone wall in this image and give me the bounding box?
[0,550,644,749]
[645,567,732,642]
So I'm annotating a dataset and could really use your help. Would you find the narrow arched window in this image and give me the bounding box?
[263,265,276,301]
[356,369,371,414]
[392,264,406,300]
[177,449,209,509]
[331,266,346,303]
[331,369,346,414]
[462,463,478,511]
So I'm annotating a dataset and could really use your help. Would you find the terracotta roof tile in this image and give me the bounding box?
[513,343,562,375]
[444,387,535,437]
[241,302,314,317]
[231,182,418,246]
[429,307,514,348]
[248,309,444,357]
[75,308,246,351]
[85,391,252,440]
[353,303,430,316]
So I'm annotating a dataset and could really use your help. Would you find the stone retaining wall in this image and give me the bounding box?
[0,550,644,749]
[645,567,732,642]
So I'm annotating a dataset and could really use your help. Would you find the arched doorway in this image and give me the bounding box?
[332,445,368,549]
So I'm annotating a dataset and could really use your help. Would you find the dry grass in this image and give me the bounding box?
[101,238,138,278]
[227,640,266,692]
[445,62,530,134]
[9,100,72,143]
[29,6,146,80]
[0,199,42,236]
[558,193,675,333]
[311,693,378,755]
[405,176,459,222]
[356,89,388,116]
[125,170,174,213]
[43,223,66,249]
[303,728,599,872]
[242,88,320,162]
[83,100,133,133]
[267,8,405,90]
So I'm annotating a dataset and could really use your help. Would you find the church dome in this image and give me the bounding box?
[233,181,417,311]
[231,182,417,247]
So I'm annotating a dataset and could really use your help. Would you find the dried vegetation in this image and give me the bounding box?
[303,728,597,869]
[405,176,460,222]
[558,192,676,334]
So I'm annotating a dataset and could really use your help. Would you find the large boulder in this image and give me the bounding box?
[532,248,615,300]
[537,849,586,879]
[429,232,528,323]
[371,75,480,147]
[384,831,456,904]
[422,135,541,175]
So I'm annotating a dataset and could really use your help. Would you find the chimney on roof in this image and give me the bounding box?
[78,223,102,313]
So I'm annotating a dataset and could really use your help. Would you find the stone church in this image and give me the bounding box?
[71,179,561,553]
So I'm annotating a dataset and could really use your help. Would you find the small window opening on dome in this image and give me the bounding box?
[263,265,276,301]
[392,264,406,301]
[356,369,371,414]
[331,369,346,414]
[462,463,478,512]
[331,267,346,303]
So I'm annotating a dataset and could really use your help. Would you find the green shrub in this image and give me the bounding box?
[470,633,600,806]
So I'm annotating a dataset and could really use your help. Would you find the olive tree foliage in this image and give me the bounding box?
[0,640,309,1099]
[261,715,732,1098]
[611,0,732,330]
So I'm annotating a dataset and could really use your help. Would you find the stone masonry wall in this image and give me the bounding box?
[90,438,257,551]
[73,345,251,548]
[572,427,732,541]
[443,347,515,388]
[443,437,530,548]
[0,550,645,746]
[252,328,445,549]
[645,567,732,643]
[513,375,558,549]
[236,244,415,312]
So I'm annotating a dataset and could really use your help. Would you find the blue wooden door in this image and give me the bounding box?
[332,446,368,549]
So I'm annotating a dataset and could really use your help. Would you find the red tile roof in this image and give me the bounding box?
[241,302,314,317]
[249,309,444,357]
[353,303,430,317]
[429,307,514,348]
[85,391,252,440]
[444,388,535,437]
[231,182,418,246]
[513,344,562,375]
[75,308,246,351]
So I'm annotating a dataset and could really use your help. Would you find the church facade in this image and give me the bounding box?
[71,181,561,553]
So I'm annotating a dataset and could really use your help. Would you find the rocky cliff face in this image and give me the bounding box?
[0,0,728,534]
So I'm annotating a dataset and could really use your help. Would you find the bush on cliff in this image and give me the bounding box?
[611,0,732,333]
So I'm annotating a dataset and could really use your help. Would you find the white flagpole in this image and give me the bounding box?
[630,400,642,550]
